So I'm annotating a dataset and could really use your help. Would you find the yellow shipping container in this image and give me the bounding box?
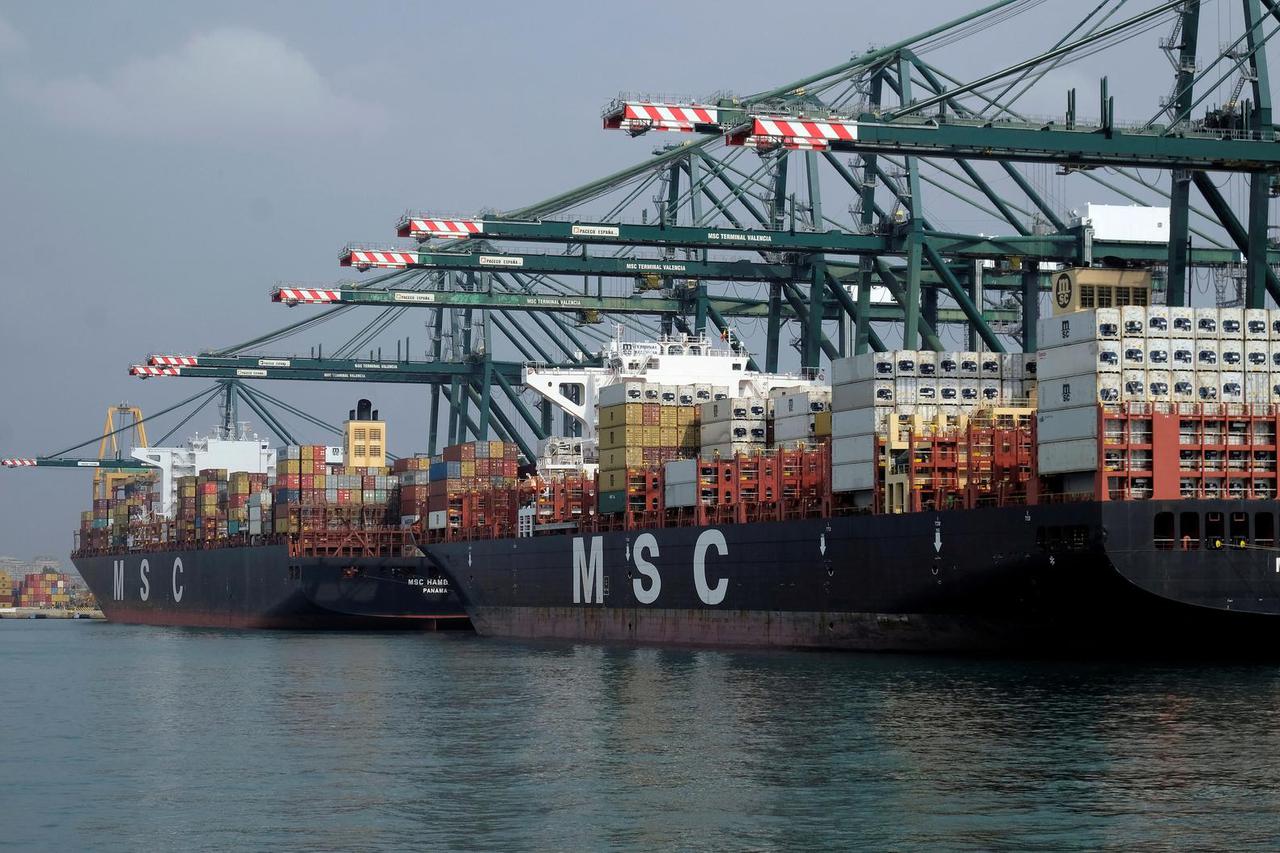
[642,426,661,446]
[314,473,326,489]
[600,447,644,471]
[659,427,679,447]
[598,426,643,451]
[599,403,644,428]
[677,407,697,426]
[682,424,701,448]
[599,468,629,492]
[301,459,314,475]
[659,407,677,428]
[814,411,832,437]
[461,460,476,477]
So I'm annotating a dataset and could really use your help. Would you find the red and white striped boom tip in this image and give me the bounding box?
[273,287,341,304]
[1,458,37,467]
[148,355,197,366]
[603,101,719,134]
[130,365,179,377]
[726,115,859,151]
[339,247,419,270]
[397,217,482,241]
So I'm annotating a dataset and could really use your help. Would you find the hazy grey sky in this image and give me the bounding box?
[0,1,1271,561]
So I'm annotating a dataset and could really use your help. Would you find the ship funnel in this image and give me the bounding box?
[356,398,373,421]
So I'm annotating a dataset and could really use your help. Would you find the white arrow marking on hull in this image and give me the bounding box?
[933,522,942,554]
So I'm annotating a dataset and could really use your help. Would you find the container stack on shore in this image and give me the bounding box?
[16,570,70,608]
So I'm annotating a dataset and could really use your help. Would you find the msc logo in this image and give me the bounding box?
[1054,273,1073,309]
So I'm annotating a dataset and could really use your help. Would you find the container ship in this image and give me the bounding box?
[71,400,470,630]
[65,272,1280,650]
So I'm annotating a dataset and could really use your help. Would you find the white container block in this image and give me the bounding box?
[957,352,980,378]
[1172,371,1196,402]
[959,383,981,404]
[938,378,961,403]
[1121,306,1147,337]
[833,435,876,466]
[1246,342,1269,372]
[1038,439,1099,475]
[774,414,816,442]
[1245,309,1268,340]
[896,377,919,405]
[1220,308,1244,338]
[742,397,768,419]
[892,350,919,377]
[1036,406,1100,443]
[658,385,678,405]
[1221,371,1245,403]
[833,380,895,410]
[1038,308,1122,350]
[1000,379,1023,402]
[916,381,938,403]
[1169,308,1194,338]
[835,352,894,385]
[1220,340,1244,370]
[832,461,876,493]
[1147,369,1172,402]
[664,483,698,508]
[1194,309,1219,337]
[1037,341,1120,380]
[641,384,662,402]
[663,459,697,486]
[1145,307,1170,336]
[1039,373,1122,411]
[1246,373,1271,404]
[1146,338,1171,368]
[1120,338,1146,368]
[1195,340,1220,370]
[1171,340,1195,369]
[1021,352,1039,378]
[978,379,1002,404]
[1271,312,1280,338]
[1270,341,1280,371]
[979,354,1002,378]
[999,353,1022,380]
[677,385,696,406]
[1195,371,1221,403]
[599,381,646,408]
[1122,370,1147,400]
[833,407,884,438]
[916,351,938,377]
[937,353,961,377]
[428,510,448,531]
[700,420,761,445]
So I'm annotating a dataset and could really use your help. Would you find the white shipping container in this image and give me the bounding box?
[1039,373,1122,411]
[1195,371,1221,402]
[677,385,696,406]
[1220,339,1244,370]
[1000,379,1022,402]
[1036,308,1121,350]
[832,461,876,493]
[1037,406,1100,443]
[1172,371,1196,402]
[663,459,697,486]
[999,353,1022,380]
[1271,313,1280,337]
[1037,341,1120,380]
[1147,369,1172,401]
[700,419,763,445]
[599,381,646,408]
[917,351,938,377]
[1145,307,1170,335]
[1120,338,1146,367]
[937,353,961,376]
[1194,309,1219,337]
[1246,342,1269,371]
[774,414,817,442]
[641,384,661,402]
[833,380,895,410]
[1122,370,1147,400]
[1221,371,1245,403]
[664,482,698,509]
[1022,352,1038,378]
[1038,439,1099,475]
[1146,338,1171,368]
[893,350,919,377]
[978,379,1002,403]
[428,510,448,531]
[658,385,678,405]
[958,352,980,378]
[832,435,876,466]
[1220,308,1244,338]
[1073,203,1169,242]
[833,407,885,438]
[1170,307,1195,338]
[1195,340,1220,369]
[832,352,894,385]
[1246,309,1268,339]
[938,377,961,403]
[959,383,981,404]
[979,354,1002,378]
[1270,341,1280,371]
[1246,373,1271,404]
[1171,340,1195,368]
[1121,306,1147,337]
[898,378,920,405]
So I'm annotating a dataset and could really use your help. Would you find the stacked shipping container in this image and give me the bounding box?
[597,381,703,514]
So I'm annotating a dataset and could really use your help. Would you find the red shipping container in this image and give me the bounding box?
[301,475,314,490]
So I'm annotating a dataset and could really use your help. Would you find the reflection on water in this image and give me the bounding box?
[3,622,1280,851]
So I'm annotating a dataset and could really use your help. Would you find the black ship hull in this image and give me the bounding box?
[427,500,1280,654]
[73,544,471,630]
